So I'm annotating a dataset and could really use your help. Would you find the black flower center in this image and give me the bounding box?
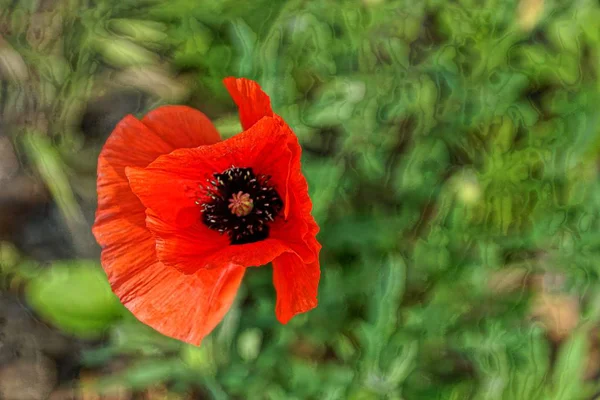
[200,167,283,245]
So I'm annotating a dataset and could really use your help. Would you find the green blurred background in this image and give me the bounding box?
[1,0,600,398]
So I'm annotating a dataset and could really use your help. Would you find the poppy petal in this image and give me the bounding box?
[268,117,320,262]
[268,184,320,264]
[145,210,228,274]
[94,108,241,346]
[94,115,174,249]
[141,105,221,148]
[95,115,173,183]
[94,107,219,246]
[272,253,320,324]
[100,231,245,345]
[270,217,319,264]
[147,210,292,273]
[143,117,291,193]
[125,166,201,228]
[223,77,273,130]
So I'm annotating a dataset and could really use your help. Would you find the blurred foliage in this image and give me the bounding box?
[26,260,124,337]
[2,0,600,398]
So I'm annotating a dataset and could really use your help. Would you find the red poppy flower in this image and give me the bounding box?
[93,77,321,345]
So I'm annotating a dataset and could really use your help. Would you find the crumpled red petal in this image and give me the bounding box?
[93,106,243,345]
[99,231,245,345]
[272,253,320,324]
[268,120,321,321]
[125,166,201,228]
[223,77,273,131]
[141,105,221,148]
[94,116,172,250]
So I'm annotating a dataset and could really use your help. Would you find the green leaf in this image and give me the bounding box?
[547,330,588,400]
[237,328,263,361]
[107,18,169,45]
[94,37,159,67]
[229,18,258,78]
[26,261,123,338]
[20,132,89,253]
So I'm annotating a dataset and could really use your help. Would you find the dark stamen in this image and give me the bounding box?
[200,167,283,244]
